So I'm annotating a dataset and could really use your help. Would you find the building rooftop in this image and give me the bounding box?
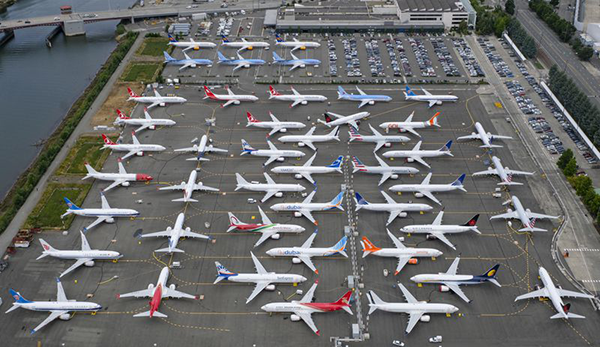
[395,0,467,12]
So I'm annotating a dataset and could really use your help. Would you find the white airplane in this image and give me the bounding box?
[367,283,459,335]
[174,134,228,161]
[379,111,441,136]
[221,36,270,52]
[271,152,343,184]
[37,231,122,278]
[400,211,481,250]
[114,108,176,133]
[382,140,453,169]
[214,252,307,304]
[268,85,327,108]
[140,213,210,253]
[472,156,534,186]
[163,51,212,71]
[270,190,344,225]
[265,230,348,274]
[83,158,153,192]
[272,51,321,72]
[216,51,266,72]
[351,155,419,186]
[235,172,306,203]
[168,34,216,51]
[246,111,306,136]
[227,206,305,247]
[6,279,102,334]
[490,195,559,232]
[261,280,353,336]
[117,267,198,318]
[337,86,392,108]
[410,256,501,303]
[203,85,259,107]
[127,87,187,110]
[317,111,370,129]
[241,139,305,167]
[278,126,340,151]
[360,229,443,275]
[403,86,458,108]
[515,267,595,319]
[457,122,513,148]
[354,191,433,226]
[61,192,139,232]
[101,132,166,160]
[159,169,219,203]
[275,34,321,52]
[349,124,410,152]
[388,173,467,206]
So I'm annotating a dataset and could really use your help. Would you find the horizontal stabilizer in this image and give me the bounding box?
[155,247,185,253]
[133,310,168,318]
[550,312,585,319]
[172,198,199,203]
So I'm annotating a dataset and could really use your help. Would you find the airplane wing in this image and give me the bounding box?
[103,180,126,192]
[298,255,317,272]
[380,191,397,205]
[258,205,273,225]
[410,156,430,168]
[527,212,559,220]
[83,216,109,232]
[174,146,198,153]
[261,190,280,203]
[444,283,470,303]
[179,62,194,71]
[153,89,162,98]
[193,183,219,192]
[378,172,392,186]
[430,232,456,250]
[432,211,444,225]
[289,63,302,71]
[420,190,441,205]
[296,311,319,335]
[300,172,315,184]
[251,252,268,274]
[246,281,270,303]
[374,141,386,153]
[222,100,236,107]
[254,232,275,247]
[291,99,304,108]
[302,141,316,151]
[404,127,421,137]
[300,281,318,303]
[141,230,170,238]
[490,134,513,140]
[135,124,152,133]
[121,150,138,160]
[446,257,460,275]
[146,102,161,110]
[457,134,481,141]
[556,289,595,299]
[358,100,372,109]
[159,184,186,191]
[374,154,389,167]
[264,155,280,167]
[405,311,424,334]
[56,279,68,302]
[398,283,418,303]
[504,169,534,176]
[395,256,411,274]
[427,100,437,108]
[181,230,210,240]
[268,126,284,137]
[163,287,197,300]
[421,88,432,96]
[356,87,367,95]
[490,211,519,220]
[387,210,401,225]
[32,311,69,334]
[326,112,345,119]
[515,287,549,301]
[233,63,245,72]
[60,258,92,278]
[301,231,318,249]
[119,288,152,298]
[472,169,497,177]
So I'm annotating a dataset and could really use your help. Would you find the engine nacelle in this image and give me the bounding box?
[248,46,254,50]
[106,217,115,224]
[270,233,281,240]
[293,212,302,218]
[292,257,302,264]
[294,173,303,179]
[166,227,172,232]
[159,102,166,107]
[298,142,306,147]
[301,100,308,105]
[368,100,375,105]
[398,212,407,218]
[488,167,493,171]
[420,315,431,322]
[426,234,437,240]
[435,100,442,105]
[275,192,284,198]
[280,128,287,133]
[525,208,531,213]
[414,192,424,198]
[84,260,95,267]
[170,284,176,291]
[384,142,392,148]
[300,64,306,68]
[149,125,156,130]
[59,313,72,321]
[136,151,144,157]
[276,157,285,162]
[471,132,476,136]
[243,64,250,69]
[122,181,131,187]
[439,285,450,292]
[234,100,241,105]
[407,158,415,163]
[265,284,276,291]
[191,64,197,68]
[148,284,155,291]
[290,314,301,322]
[506,208,513,214]
[391,174,399,180]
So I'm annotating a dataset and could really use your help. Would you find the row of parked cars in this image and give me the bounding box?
[216,17,233,37]
[394,38,413,77]
[327,39,338,77]
[505,80,542,115]
[408,37,436,77]
[452,38,485,77]
[431,38,460,77]
[528,117,566,155]
[365,39,386,78]
[478,38,514,78]
[383,39,403,77]
[342,38,362,77]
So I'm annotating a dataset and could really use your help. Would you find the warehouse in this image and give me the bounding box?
[394,0,476,30]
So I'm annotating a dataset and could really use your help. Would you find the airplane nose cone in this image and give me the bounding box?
[436,251,443,257]
[260,305,268,311]
[300,276,308,282]
[452,306,459,313]
[265,250,274,256]
[409,276,417,282]
[297,226,306,232]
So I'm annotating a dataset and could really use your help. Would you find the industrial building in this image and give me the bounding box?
[394,0,476,30]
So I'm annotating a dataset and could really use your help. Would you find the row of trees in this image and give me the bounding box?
[0,32,139,234]
[470,0,511,37]
[558,150,600,223]
[548,65,600,146]
[506,18,537,58]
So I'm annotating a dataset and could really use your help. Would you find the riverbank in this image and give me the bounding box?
[0,31,140,235]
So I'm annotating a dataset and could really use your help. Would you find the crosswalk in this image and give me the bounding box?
[563,248,600,252]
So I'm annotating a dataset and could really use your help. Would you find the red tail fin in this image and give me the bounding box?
[102,134,115,145]
[127,87,138,98]
[361,237,381,252]
[428,112,440,126]
[246,112,260,123]
[203,86,216,99]
[335,290,353,306]
[116,109,129,119]
[269,86,280,96]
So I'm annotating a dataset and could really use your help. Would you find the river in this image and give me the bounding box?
[0,0,134,199]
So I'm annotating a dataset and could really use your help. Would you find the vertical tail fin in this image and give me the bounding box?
[462,214,479,227]
[275,34,284,42]
[439,140,453,152]
[227,212,246,232]
[323,113,333,123]
[101,134,115,145]
[337,86,347,98]
[480,264,500,279]
[360,236,381,257]
[9,289,31,304]
[428,112,441,127]
[235,173,250,189]
[351,156,365,172]
[348,125,361,141]
[221,35,230,43]
[332,236,348,257]
[405,86,416,96]
[63,197,80,210]
[84,162,98,176]
[116,109,129,120]
[327,155,344,170]
[241,139,255,153]
[367,291,384,314]
[246,112,260,124]
[214,261,236,283]
[168,34,177,42]
[127,87,138,98]
[335,291,353,314]
[268,85,280,97]
[451,173,466,187]
[328,191,345,211]
[163,51,175,61]
[203,86,216,99]
[272,51,283,61]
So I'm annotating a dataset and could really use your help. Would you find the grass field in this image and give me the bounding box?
[56,136,111,175]
[122,63,161,82]
[138,37,170,57]
[23,183,92,230]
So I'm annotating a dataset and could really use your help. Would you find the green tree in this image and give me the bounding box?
[458,20,469,35]
[577,46,594,61]
[505,0,515,15]
[564,157,578,177]
[557,148,574,170]
[550,0,559,7]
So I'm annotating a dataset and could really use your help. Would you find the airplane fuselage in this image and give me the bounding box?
[370,247,442,259]
[401,225,475,235]
[14,301,101,313]
[389,184,460,193]
[271,95,327,103]
[278,134,337,143]
[248,121,305,130]
[103,144,166,153]
[129,96,187,105]
[270,203,334,213]
[266,247,340,258]
[237,183,305,193]
[352,135,410,144]
[275,42,321,50]
[44,250,121,261]
[222,42,270,49]
[115,118,176,127]
[370,302,458,315]
[85,172,152,183]
[248,149,305,158]
[221,273,306,284]
[271,166,338,175]
[379,121,429,131]
[169,42,216,50]
[356,166,418,175]
[67,208,139,218]
[382,150,448,159]
[232,223,305,234]
[359,203,432,213]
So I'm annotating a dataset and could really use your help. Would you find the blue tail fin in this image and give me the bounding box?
[9,289,31,304]
[481,264,500,278]
[355,192,368,205]
[217,51,227,61]
[241,139,255,153]
[327,155,344,168]
[221,35,229,43]
[332,236,348,252]
[163,51,175,61]
[328,191,344,208]
[337,86,347,97]
[440,140,453,152]
[168,34,177,42]
[405,86,416,96]
[451,173,466,186]
[64,197,80,210]
[275,34,284,42]
[272,51,283,61]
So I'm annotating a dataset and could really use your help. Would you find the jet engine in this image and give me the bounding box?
[275,192,284,198]
[85,260,95,267]
[293,212,302,218]
[60,313,72,321]
[290,314,301,322]
[159,102,166,107]
[420,315,431,322]
[439,285,450,292]
[266,285,276,291]
[435,100,442,105]
[280,128,287,133]
[122,181,131,187]
[407,158,415,163]
[191,64,197,68]
[276,157,285,162]
[384,142,392,148]
[300,64,306,68]
[148,284,155,291]
[243,64,250,69]
[298,142,305,147]
[390,174,399,180]
[368,100,375,105]
[136,151,144,157]
[149,125,156,130]
[398,212,407,218]
[170,284,176,291]
[292,257,302,264]
[106,217,115,224]
[294,174,303,179]
[414,192,424,198]
[426,234,438,240]
[234,100,241,105]
[270,233,281,240]
[301,100,308,105]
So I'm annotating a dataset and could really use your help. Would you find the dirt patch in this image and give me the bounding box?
[92,82,140,126]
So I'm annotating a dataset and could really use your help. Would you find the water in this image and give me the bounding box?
[0,0,134,199]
